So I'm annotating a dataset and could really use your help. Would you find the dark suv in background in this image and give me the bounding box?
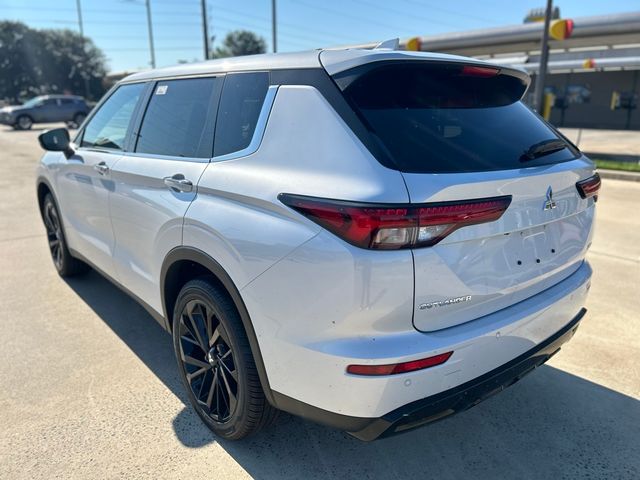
[0,95,90,130]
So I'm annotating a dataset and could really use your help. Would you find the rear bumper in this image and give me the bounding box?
[349,307,586,440]
[273,307,586,441]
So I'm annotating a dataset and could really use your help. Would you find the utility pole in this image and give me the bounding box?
[75,0,91,100]
[75,0,84,36]
[201,0,210,60]
[533,0,553,112]
[145,0,156,68]
[271,0,277,53]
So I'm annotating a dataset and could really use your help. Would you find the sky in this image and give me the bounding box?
[1,0,639,73]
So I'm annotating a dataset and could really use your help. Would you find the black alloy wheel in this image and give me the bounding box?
[177,298,239,422]
[172,278,278,440]
[41,193,88,276]
[43,198,64,271]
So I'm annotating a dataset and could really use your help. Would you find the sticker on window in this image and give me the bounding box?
[155,85,168,95]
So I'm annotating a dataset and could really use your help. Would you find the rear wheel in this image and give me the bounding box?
[16,115,33,130]
[172,278,278,440]
[72,112,86,129]
[42,193,88,276]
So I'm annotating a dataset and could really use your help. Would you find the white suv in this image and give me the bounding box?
[36,48,599,441]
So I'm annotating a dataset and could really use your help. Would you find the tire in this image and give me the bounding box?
[42,193,89,277]
[72,112,86,129]
[16,115,33,130]
[172,277,278,440]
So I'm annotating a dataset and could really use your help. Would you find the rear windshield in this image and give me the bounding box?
[338,63,579,173]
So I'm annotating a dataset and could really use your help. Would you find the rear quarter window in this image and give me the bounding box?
[214,72,269,157]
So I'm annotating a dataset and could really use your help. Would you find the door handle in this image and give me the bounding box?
[94,162,109,175]
[163,174,193,192]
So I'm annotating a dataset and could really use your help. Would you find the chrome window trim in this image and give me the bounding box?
[212,85,278,162]
[120,151,210,164]
[75,146,122,156]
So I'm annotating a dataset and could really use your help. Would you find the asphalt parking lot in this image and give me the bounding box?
[1,124,638,479]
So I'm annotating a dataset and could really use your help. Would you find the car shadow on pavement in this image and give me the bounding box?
[65,270,640,479]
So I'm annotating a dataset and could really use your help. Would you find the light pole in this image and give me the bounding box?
[533,0,553,112]
[75,0,91,99]
[271,0,277,53]
[145,0,156,68]
[201,0,210,60]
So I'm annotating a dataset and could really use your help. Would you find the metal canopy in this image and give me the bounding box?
[402,12,640,57]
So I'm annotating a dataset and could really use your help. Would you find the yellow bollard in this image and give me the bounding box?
[543,92,555,121]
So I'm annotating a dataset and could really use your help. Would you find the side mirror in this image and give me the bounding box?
[38,128,75,158]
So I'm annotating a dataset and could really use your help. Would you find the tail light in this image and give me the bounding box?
[279,193,511,250]
[347,351,453,376]
[576,173,601,200]
[459,65,500,77]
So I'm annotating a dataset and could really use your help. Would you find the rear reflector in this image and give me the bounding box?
[576,173,601,199]
[279,193,511,250]
[347,352,453,376]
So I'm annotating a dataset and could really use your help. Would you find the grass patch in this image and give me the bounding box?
[594,159,640,172]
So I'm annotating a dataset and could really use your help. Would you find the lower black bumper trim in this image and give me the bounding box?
[349,307,586,441]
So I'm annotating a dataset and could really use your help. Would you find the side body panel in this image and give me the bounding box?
[109,155,208,313]
[53,148,122,277]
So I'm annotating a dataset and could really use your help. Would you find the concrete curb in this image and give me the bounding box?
[598,169,640,182]
[584,152,640,163]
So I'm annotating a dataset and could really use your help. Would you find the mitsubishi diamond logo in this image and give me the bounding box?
[544,186,557,211]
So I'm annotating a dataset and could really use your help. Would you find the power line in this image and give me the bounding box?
[400,0,505,26]
[211,5,359,43]
[287,0,410,34]
[348,0,461,29]
[210,13,327,47]
[210,19,310,50]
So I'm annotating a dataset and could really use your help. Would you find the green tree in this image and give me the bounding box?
[0,21,107,103]
[212,30,267,59]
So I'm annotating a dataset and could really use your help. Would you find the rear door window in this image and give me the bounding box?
[338,62,579,173]
[214,72,269,157]
[135,77,221,158]
[81,83,145,151]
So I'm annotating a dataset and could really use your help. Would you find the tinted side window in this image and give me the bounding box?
[214,72,269,157]
[82,83,145,150]
[136,77,220,158]
[60,98,74,105]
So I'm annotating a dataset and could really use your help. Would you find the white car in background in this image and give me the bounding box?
[36,47,600,441]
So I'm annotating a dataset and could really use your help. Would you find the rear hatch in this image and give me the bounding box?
[324,51,597,332]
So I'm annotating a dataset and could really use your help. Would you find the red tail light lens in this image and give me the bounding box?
[279,194,511,250]
[347,351,453,376]
[460,65,500,77]
[576,173,601,199]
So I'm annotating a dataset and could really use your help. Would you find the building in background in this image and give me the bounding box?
[401,11,640,130]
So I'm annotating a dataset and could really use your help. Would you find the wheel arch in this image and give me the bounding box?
[161,246,276,406]
[36,177,55,221]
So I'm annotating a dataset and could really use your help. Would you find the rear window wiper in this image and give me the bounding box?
[520,138,568,162]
